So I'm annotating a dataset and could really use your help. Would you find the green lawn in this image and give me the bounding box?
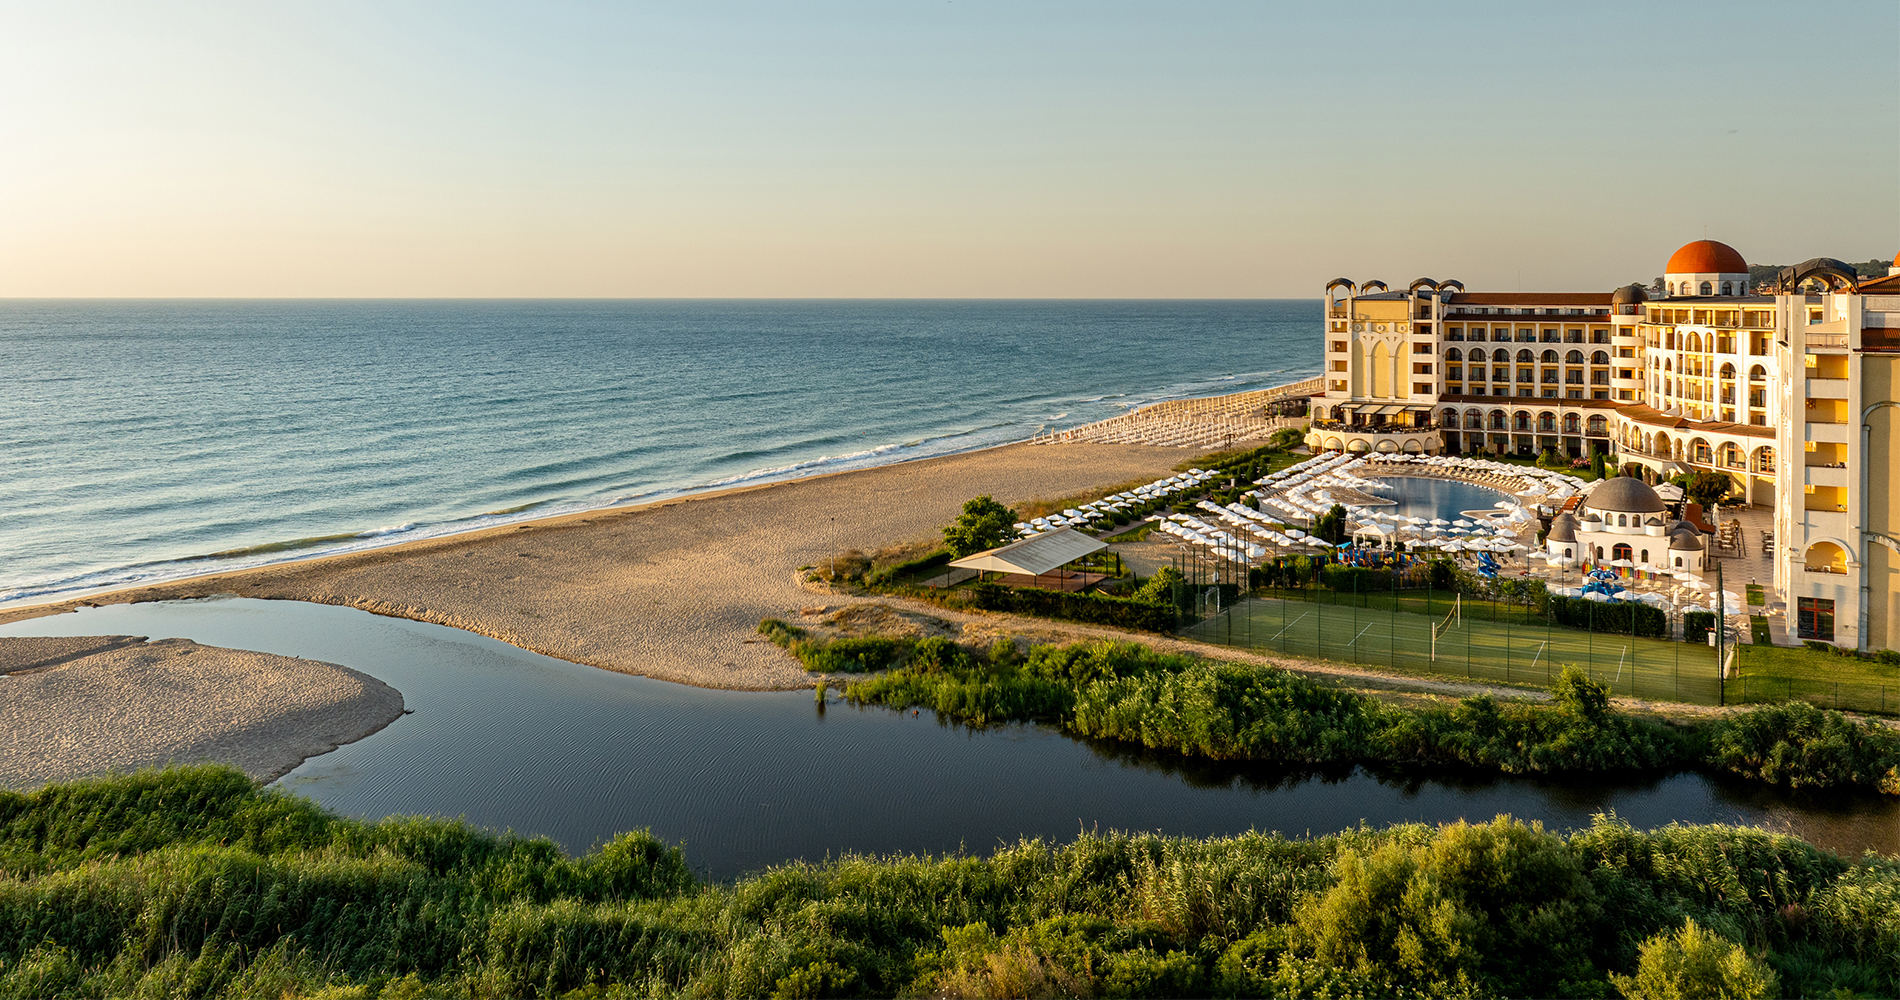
[1746,583,1766,607]
[1182,595,1723,704]
[1732,642,1900,714]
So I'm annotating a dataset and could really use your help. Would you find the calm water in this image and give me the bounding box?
[1367,476,1511,522]
[5,598,1892,880]
[0,300,1320,606]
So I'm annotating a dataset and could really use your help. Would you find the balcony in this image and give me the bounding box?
[1805,465,1848,489]
[1806,378,1849,398]
[1806,422,1849,444]
[1808,333,1849,349]
[1804,565,1848,575]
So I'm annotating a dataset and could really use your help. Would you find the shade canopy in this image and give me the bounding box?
[948,527,1107,578]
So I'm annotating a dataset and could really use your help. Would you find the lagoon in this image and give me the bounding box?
[5,597,1893,880]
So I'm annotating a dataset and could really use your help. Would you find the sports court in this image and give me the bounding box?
[1182,594,1725,704]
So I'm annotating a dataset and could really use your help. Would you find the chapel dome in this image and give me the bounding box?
[1582,476,1668,515]
[1669,530,1705,551]
[1547,513,1579,543]
[1666,240,1748,275]
[1611,284,1648,305]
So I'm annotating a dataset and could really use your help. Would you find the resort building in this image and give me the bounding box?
[1314,241,1900,652]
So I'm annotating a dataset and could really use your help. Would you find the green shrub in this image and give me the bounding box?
[1609,919,1779,1000]
[1704,701,1900,793]
[1683,610,1717,644]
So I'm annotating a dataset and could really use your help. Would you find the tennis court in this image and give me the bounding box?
[1182,595,1725,704]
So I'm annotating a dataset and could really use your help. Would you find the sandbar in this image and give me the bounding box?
[0,442,1191,690]
[1,635,404,789]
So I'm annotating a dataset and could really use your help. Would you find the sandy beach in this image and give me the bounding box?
[1,635,404,788]
[1,442,1190,690]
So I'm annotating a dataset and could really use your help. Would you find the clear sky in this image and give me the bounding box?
[2,1,1895,298]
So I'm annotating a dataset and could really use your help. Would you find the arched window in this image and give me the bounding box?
[1719,363,1735,378]
[1489,410,1507,429]
[1617,514,1627,527]
[1537,412,1556,431]
[1517,349,1534,363]
[1441,409,1458,427]
[1613,543,1632,561]
[1514,411,1532,431]
[1667,282,1676,295]
[1541,350,1559,364]
[1591,350,1608,364]
[1640,549,1649,563]
[1664,358,1673,372]
[1754,446,1775,471]
[1565,350,1584,364]
[1749,365,1766,381]
[1699,281,1713,295]
[1688,333,1703,352]
[1587,415,1607,434]
[1596,546,1606,560]
[1446,348,1463,361]
[1465,409,1483,429]
[1563,413,1580,433]
[1675,556,1684,568]
[1721,281,1732,295]
[1469,348,1486,362]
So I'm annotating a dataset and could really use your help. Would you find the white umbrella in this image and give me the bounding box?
[1454,519,1474,528]
[1610,558,1634,569]
[1431,518,1451,526]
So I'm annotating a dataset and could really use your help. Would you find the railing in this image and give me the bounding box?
[1808,333,1848,348]
[1804,566,1847,575]
[1310,422,1439,436]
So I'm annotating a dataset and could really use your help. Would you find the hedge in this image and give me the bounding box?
[968,582,1178,632]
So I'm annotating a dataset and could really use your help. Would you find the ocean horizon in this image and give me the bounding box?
[1,299,1321,606]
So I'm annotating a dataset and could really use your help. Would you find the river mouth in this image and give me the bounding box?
[4,596,1894,880]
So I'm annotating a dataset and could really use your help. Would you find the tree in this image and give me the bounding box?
[943,496,1018,557]
[1314,503,1349,546]
[1269,427,1305,451]
[1589,447,1608,481]
[1685,472,1732,509]
[1609,919,1779,1000]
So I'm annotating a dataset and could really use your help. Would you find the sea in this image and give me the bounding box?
[0,299,1320,606]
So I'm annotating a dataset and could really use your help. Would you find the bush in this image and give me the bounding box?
[1704,701,1900,794]
[1548,595,1669,638]
[1683,610,1716,644]
[1805,639,1835,653]
[1609,919,1779,1000]
[969,582,1179,633]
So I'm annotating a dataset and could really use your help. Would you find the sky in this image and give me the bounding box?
[1,1,1896,298]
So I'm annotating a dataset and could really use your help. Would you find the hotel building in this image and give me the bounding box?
[1312,241,1900,653]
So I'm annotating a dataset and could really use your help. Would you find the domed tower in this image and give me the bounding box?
[1663,240,1750,298]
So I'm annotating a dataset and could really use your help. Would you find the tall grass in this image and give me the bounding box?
[1,768,1895,998]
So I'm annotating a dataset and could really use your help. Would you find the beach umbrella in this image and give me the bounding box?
[1610,558,1634,569]
[1584,591,1610,603]
[1454,519,1474,528]
[1430,518,1450,526]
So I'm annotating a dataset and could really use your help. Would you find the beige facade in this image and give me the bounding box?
[1316,243,1900,652]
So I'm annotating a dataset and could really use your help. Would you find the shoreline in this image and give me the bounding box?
[0,635,405,789]
[0,434,1038,613]
[0,441,1198,690]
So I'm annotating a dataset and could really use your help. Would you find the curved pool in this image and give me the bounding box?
[4,597,1893,879]
[1363,475,1513,522]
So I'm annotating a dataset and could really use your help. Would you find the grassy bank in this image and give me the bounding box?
[3,767,1898,998]
[782,628,1900,796]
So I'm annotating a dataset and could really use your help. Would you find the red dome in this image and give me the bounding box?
[1666,240,1747,274]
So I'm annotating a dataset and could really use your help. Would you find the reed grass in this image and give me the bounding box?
[2,768,1895,998]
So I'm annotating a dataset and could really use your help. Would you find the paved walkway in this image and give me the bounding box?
[1707,503,1788,644]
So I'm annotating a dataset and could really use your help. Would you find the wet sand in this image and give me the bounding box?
[0,442,1190,690]
[1,635,404,789]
